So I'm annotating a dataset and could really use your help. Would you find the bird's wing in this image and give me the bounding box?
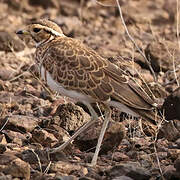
[41,37,155,110]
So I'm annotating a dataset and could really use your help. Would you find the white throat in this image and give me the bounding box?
[36,35,54,47]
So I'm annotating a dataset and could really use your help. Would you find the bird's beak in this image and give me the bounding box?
[16,30,30,35]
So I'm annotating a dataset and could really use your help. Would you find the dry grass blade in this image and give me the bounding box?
[0,116,9,132]
[30,149,43,173]
[95,0,157,81]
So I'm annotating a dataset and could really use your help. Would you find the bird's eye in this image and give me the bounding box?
[33,28,41,33]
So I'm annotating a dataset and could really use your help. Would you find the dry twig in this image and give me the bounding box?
[115,0,157,82]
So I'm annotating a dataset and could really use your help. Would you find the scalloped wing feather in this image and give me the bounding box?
[39,37,155,109]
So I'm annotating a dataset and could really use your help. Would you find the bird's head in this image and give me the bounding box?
[16,19,64,46]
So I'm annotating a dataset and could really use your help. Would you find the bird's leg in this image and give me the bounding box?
[90,105,111,166]
[50,102,98,153]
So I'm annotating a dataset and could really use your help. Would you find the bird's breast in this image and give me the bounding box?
[40,65,94,103]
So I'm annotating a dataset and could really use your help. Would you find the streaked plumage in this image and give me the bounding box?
[16,19,161,166]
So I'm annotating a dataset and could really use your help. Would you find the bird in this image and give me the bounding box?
[16,19,161,166]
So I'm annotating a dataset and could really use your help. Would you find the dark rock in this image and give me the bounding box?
[17,149,49,165]
[162,87,180,120]
[160,121,180,141]
[106,162,151,180]
[0,144,6,154]
[174,156,180,172]
[75,121,125,154]
[163,164,180,180]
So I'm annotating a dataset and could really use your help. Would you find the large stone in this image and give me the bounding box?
[106,162,151,180]
[0,153,30,180]
[50,161,88,176]
[162,87,180,120]
[0,115,39,132]
[55,103,91,132]
[145,41,180,72]
[31,128,58,147]
[75,121,125,154]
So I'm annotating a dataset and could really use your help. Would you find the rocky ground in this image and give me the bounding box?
[0,0,180,179]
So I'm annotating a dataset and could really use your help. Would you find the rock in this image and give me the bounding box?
[112,152,129,162]
[50,98,74,115]
[160,121,180,141]
[0,66,17,81]
[0,79,5,91]
[122,0,170,26]
[1,130,28,146]
[55,16,82,37]
[99,121,125,154]
[168,149,180,161]
[0,153,30,180]
[157,152,168,160]
[0,92,23,104]
[0,115,39,133]
[112,176,134,180]
[0,172,12,180]
[50,161,88,176]
[106,162,151,180]
[0,31,25,52]
[46,123,70,145]
[75,121,125,154]
[0,144,6,154]
[17,149,49,165]
[31,129,58,147]
[30,172,57,180]
[59,0,79,17]
[55,103,91,132]
[176,138,180,148]
[162,87,180,120]
[57,175,78,180]
[163,165,177,180]
[174,156,180,172]
[145,41,180,72]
